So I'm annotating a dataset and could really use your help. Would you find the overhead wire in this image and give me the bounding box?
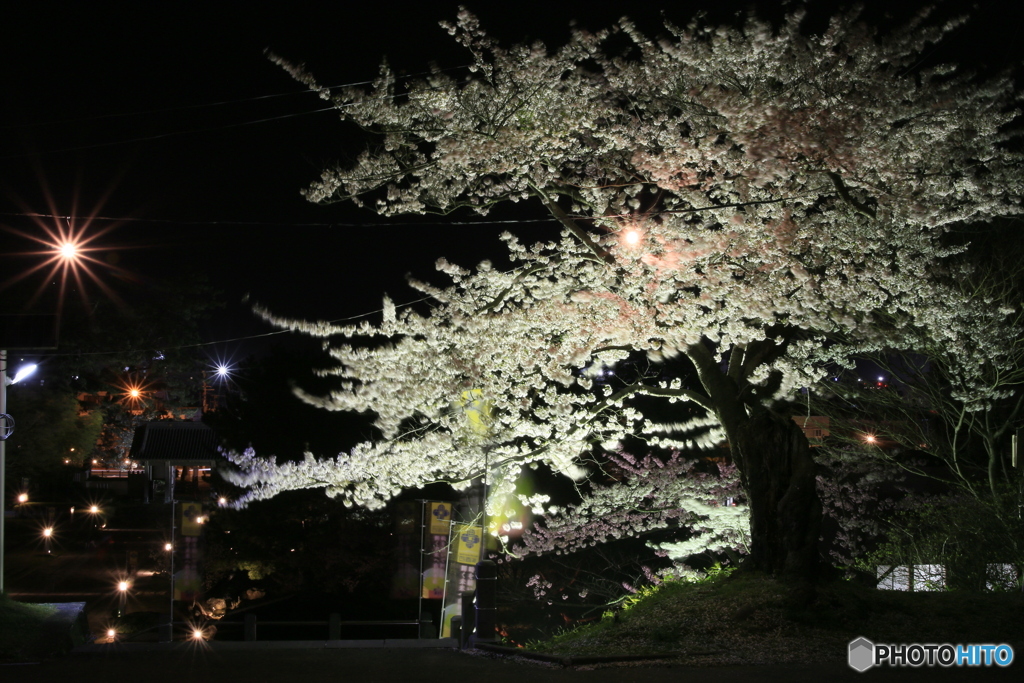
[26,294,437,359]
[0,64,472,131]
[0,64,476,160]
[0,211,560,228]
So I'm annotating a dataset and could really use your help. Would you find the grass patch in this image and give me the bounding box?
[0,595,59,663]
[524,572,1024,665]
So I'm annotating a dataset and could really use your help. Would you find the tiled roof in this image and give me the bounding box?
[129,421,220,462]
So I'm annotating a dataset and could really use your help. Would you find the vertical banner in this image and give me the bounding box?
[454,524,483,566]
[440,528,483,637]
[428,502,453,535]
[459,389,493,436]
[174,536,202,601]
[421,501,452,600]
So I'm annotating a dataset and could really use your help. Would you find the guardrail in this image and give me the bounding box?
[215,613,436,641]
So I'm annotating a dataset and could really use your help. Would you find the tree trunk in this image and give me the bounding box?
[732,410,822,583]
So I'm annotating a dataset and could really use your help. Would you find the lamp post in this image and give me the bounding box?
[1,352,38,593]
[117,579,130,618]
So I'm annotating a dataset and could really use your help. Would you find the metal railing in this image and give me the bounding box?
[211,612,436,641]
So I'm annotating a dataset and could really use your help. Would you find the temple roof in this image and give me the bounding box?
[129,421,220,462]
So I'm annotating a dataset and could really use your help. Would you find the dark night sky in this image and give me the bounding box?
[1,0,1020,366]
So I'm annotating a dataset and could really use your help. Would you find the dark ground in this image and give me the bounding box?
[0,644,1018,683]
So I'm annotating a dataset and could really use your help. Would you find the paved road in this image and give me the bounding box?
[1,644,1018,683]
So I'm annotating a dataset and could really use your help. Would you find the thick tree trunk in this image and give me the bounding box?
[732,410,822,583]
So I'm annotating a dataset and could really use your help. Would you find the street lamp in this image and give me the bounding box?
[1,355,38,593]
[116,579,130,618]
[43,526,53,554]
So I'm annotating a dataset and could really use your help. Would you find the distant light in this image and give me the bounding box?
[623,229,641,246]
[17,493,28,504]
[218,496,227,506]
[864,434,877,444]
[43,527,53,537]
[217,365,229,377]
[90,505,100,514]
[192,629,205,640]
[878,375,885,382]
[107,628,116,639]
[118,581,129,592]
[164,542,173,552]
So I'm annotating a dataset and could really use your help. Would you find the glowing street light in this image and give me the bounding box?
[116,579,130,618]
[58,241,79,261]
[43,526,53,554]
[9,364,38,385]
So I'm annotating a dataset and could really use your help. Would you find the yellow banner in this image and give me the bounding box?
[180,502,204,537]
[460,389,493,436]
[454,524,483,566]
[428,502,453,535]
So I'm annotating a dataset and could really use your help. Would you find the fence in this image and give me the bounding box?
[213,612,436,641]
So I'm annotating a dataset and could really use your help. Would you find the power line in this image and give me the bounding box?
[1,67,476,160]
[0,64,474,131]
[27,295,437,359]
[0,211,559,229]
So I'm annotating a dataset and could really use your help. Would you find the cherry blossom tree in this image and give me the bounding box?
[513,452,748,566]
[227,7,1022,582]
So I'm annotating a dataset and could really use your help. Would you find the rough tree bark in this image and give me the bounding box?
[733,411,822,582]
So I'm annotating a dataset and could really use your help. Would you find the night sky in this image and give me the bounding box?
[2,0,1020,365]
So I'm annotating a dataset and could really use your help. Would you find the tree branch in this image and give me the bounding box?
[828,172,876,220]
